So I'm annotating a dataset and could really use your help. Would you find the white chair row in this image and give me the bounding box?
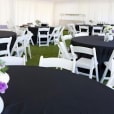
[0,29,32,62]
[39,35,99,81]
[37,26,65,46]
[67,23,103,36]
[53,34,99,81]
[11,30,33,61]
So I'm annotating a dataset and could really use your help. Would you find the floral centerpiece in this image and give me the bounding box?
[104,25,112,34]
[0,60,9,94]
[103,25,113,42]
[35,19,41,26]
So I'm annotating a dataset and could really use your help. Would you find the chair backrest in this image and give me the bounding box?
[24,31,33,46]
[70,45,98,66]
[52,26,61,36]
[61,34,72,49]
[38,27,50,37]
[92,26,103,35]
[37,27,50,46]
[67,24,77,36]
[57,41,73,60]
[59,26,65,37]
[79,25,89,34]
[0,37,12,56]
[11,35,25,56]
[106,59,114,89]
[50,26,63,44]
[0,96,4,114]
[105,50,114,71]
[39,56,75,73]
[0,55,26,65]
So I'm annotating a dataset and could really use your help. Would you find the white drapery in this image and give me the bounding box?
[0,0,53,26]
[0,0,114,26]
[54,0,114,25]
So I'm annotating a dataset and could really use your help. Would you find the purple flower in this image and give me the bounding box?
[0,81,8,94]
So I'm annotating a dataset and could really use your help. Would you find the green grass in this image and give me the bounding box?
[26,30,69,66]
[26,44,59,66]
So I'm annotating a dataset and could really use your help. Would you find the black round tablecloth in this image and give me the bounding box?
[1,66,114,114]
[71,36,114,64]
[0,31,17,50]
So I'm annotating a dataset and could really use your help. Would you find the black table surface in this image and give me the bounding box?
[1,66,114,114]
[71,35,114,64]
[0,31,17,50]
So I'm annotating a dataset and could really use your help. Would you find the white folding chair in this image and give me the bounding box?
[49,26,62,45]
[100,50,114,83]
[0,96,4,114]
[39,56,76,73]
[57,41,76,60]
[70,45,99,81]
[61,34,72,49]
[11,35,25,57]
[0,55,26,65]
[24,31,33,60]
[0,37,12,56]
[92,26,103,35]
[106,73,114,90]
[37,27,50,46]
[79,25,89,36]
[11,34,32,61]
[67,24,78,37]
[23,28,34,46]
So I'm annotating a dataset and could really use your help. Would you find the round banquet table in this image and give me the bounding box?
[1,66,114,114]
[71,35,114,64]
[0,31,17,50]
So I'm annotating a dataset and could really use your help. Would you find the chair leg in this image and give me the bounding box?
[28,46,32,59]
[100,67,108,83]
[89,69,93,79]
[30,38,34,46]
[75,67,79,74]
[95,66,99,82]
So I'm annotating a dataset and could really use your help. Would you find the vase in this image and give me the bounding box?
[104,33,113,42]
[0,96,4,113]
[0,72,10,84]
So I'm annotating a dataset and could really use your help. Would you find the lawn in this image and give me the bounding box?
[26,44,59,66]
[26,29,69,66]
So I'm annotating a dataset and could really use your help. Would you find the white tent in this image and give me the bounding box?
[0,0,113,26]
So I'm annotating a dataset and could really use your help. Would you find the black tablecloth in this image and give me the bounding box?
[1,66,114,114]
[0,31,17,50]
[28,26,54,44]
[71,36,114,64]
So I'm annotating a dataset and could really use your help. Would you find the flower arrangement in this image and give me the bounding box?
[0,60,9,94]
[103,25,112,35]
[35,19,41,26]
[0,82,8,94]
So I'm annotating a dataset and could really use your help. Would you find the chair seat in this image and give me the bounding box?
[59,53,73,60]
[76,57,94,69]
